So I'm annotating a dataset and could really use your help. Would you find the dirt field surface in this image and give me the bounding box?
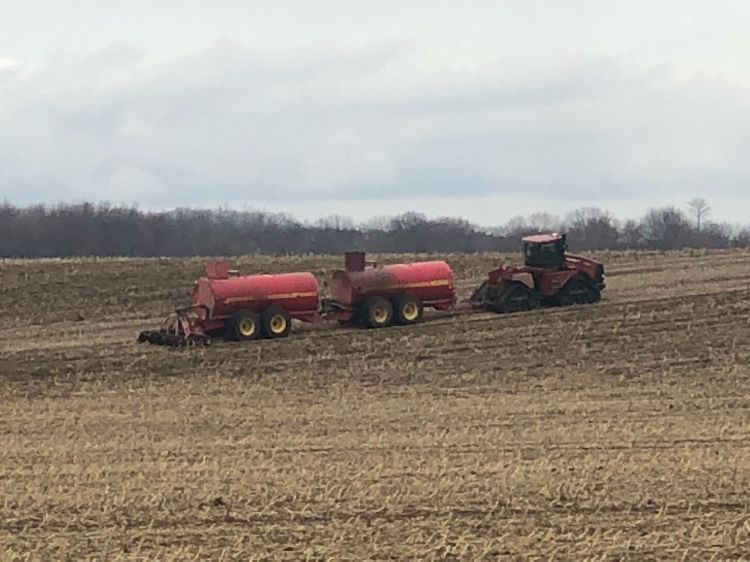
[2,249,750,560]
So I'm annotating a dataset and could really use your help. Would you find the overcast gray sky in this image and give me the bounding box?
[1,1,748,225]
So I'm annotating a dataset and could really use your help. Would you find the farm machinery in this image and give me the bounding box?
[470,233,605,312]
[137,260,320,347]
[323,251,456,328]
[137,234,605,346]
[137,251,456,346]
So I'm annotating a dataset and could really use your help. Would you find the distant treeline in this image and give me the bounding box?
[1,202,749,257]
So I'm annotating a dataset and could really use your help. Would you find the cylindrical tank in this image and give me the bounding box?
[329,261,455,307]
[194,272,320,318]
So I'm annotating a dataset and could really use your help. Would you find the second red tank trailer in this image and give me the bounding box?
[137,233,605,346]
[323,251,456,329]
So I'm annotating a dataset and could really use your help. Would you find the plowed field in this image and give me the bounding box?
[2,250,750,559]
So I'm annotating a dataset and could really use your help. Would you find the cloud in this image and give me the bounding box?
[104,165,161,200]
[0,57,19,72]
[301,136,396,192]
[0,39,748,224]
[0,57,20,86]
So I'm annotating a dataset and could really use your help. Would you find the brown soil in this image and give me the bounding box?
[1,250,750,559]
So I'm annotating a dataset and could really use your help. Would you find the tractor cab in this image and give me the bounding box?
[522,233,567,270]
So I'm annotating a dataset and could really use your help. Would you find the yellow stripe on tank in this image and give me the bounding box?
[224,296,257,304]
[224,290,318,303]
[267,291,319,300]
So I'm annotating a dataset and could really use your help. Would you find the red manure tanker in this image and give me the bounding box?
[138,260,320,346]
[138,234,605,347]
[323,251,455,328]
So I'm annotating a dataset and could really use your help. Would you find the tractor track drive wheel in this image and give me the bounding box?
[493,283,539,314]
[559,275,599,306]
[469,281,493,308]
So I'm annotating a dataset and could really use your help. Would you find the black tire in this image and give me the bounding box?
[526,289,541,311]
[492,283,538,313]
[558,276,596,306]
[469,281,491,307]
[227,309,261,341]
[261,306,292,339]
[557,282,576,307]
[392,293,423,325]
[586,282,602,303]
[362,297,394,329]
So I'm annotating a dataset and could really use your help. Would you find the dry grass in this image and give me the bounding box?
[1,250,750,559]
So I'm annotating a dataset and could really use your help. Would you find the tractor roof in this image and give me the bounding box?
[522,233,563,244]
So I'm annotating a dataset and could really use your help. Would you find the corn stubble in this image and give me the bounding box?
[1,250,750,559]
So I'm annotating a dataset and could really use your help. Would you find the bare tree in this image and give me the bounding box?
[0,201,743,257]
[361,215,391,231]
[316,214,354,230]
[565,207,619,250]
[620,219,644,249]
[503,213,561,238]
[687,198,711,231]
[527,212,561,232]
[732,228,750,248]
[641,207,693,250]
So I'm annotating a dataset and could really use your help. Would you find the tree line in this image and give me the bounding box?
[1,200,748,257]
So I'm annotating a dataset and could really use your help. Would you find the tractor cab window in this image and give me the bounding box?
[524,240,565,269]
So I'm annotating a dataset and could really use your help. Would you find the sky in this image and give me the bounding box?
[0,1,749,226]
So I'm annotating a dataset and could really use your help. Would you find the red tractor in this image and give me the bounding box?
[470,233,605,313]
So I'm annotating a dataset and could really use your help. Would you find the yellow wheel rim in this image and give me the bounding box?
[269,314,287,334]
[372,306,389,324]
[402,302,419,321]
[238,318,256,337]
